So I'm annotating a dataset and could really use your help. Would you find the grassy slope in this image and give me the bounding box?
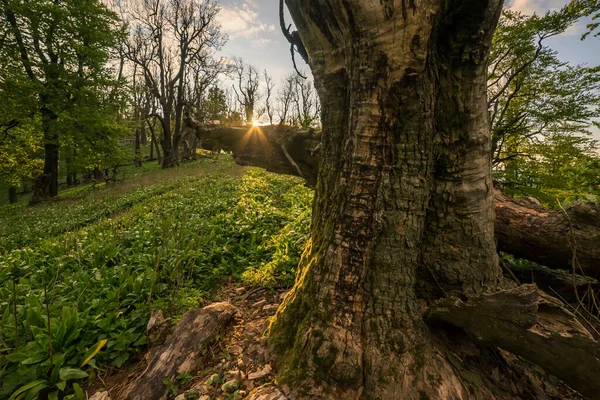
[0,157,313,398]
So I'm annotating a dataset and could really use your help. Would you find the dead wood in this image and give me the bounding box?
[429,284,600,399]
[121,302,237,400]
[494,188,600,278]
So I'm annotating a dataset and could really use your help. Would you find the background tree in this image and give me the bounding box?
[204,86,228,124]
[263,70,276,125]
[291,74,320,129]
[488,6,600,202]
[123,0,225,167]
[277,73,296,125]
[488,6,599,166]
[0,122,42,204]
[232,57,260,124]
[0,0,123,201]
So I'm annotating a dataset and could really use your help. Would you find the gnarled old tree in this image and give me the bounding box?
[188,1,600,398]
[268,1,600,397]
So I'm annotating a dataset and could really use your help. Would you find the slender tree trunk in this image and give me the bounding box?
[268,1,516,398]
[93,167,104,182]
[32,136,59,202]
[141,123,147,145]
[135,127,143,167]
[66,147,77,186]
[150,133,155,161]
[245,104,253,124]
[32,101,60,202]
[8,186,18,204]
[160,115,173,168]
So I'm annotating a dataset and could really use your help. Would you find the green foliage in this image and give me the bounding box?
[496,131,600,206]
[0,158,313,399]
[572,0,600,38]
[0,0,127,195]
[204,86,228,124]
[489,5,600,204]
[0,122,44,188]
[489,7,600,166]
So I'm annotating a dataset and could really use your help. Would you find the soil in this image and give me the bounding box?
[86,282,587,400]
[86,283,289,400]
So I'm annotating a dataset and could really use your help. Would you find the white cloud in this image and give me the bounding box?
[508,0,570,15]
[508,0,585,37]
[217,2,276,40]
[251,38,273,47]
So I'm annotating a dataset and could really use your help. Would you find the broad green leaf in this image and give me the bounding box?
[8,380,48,400]
[59,367,89,381]
[72,383,84,399]
[5,353,29,362]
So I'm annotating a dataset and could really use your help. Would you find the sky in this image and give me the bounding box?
[216,0,599,80]
[216,0,599,137]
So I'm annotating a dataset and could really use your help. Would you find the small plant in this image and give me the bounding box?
[0,158,314,399]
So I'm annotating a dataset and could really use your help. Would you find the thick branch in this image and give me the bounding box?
[495,188,600,278]
[429,284,600,399]
[186,121,600,277]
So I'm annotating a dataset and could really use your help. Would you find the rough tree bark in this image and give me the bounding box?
[185,1,600,398]
[264,1,513,397]
[495,188,600,278]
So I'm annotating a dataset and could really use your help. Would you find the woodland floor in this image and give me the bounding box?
[0,156,595,400]
[88,283,289,400]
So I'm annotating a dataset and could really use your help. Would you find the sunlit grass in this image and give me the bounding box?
[0,156,313,398]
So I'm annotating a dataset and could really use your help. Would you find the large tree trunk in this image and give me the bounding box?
[266,1,508,398]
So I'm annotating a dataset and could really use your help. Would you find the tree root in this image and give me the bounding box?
[428,284,600,399]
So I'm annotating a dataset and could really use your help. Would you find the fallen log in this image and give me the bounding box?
[494,189,600,278]
[121,302,237,400]
[186,122,600,277]
[192,124,321,185]
[428,284,600,399]
[502,259,598,303]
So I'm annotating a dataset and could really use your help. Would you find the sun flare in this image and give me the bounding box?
[252,120,260,126]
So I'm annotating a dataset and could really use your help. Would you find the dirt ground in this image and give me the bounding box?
[87,283,289,400]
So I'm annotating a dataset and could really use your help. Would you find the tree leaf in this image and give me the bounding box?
[81,339,108,367]
[59,367,89,381]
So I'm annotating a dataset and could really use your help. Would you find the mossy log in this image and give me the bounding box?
[121,302,237,400]
[428,284,600,399]
[187,122,600,278]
